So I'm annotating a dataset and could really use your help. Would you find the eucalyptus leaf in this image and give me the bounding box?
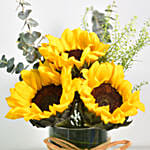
[23,32,36,44]
[0,55,7,68]
[34,50,41,59]
[7,64,15,73]
[92,9,113,43]
[18,33,25,42]
[26,51,37,63]
[33,62,39,69]
[19,75,23,81]
[2,55,7,61]
[32,31,41,39]
[0,63,7,68]
[18,10,32,20]
[23,1,31,6]
[18,42,24,50]
[15,63,24,74]
[7,58,15,73]
[23,50,28,56]
[27,18,39,27]
[27,46,35,52]
[18,42,28,50]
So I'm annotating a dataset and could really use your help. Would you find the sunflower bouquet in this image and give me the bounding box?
[1,0,150,149]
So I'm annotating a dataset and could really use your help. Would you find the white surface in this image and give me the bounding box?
[0,0,150,149]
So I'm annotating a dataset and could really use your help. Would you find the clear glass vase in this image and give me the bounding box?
[49,127,107,149]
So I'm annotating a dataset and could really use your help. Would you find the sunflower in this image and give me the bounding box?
[79,61,145,124]
[39,28,109,69]
[5,61,81,121]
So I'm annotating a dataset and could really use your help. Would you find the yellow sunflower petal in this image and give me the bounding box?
[117,80,132,100]
[53,103,70,113]
[5,107,29,120]
[6,96,28,108]
[21,69,42,91]
[129,91,145,112]
[120,102,138,116]
[89,32,100,44]
[38,62,61,86]
[110,64,124,88]
[78,30,90,49]
[111,108,125,124]
[61,28,76,50]
[88,62,113,88]
[14,81,36,101]
[46,34,64,52]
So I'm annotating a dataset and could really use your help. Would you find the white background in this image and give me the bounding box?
[0,0,150,149]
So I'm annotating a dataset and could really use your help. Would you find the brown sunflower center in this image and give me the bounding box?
[91,83,122,113]
[32,84,62,112]
[65,49,83,61]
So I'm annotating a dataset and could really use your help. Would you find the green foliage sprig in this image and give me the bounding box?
[81,6,93,31]
[92,0,116,43]
[16,0,43,64]
[104,17,150,71]
[0,55,28,74]
[0,0,44,75]
[81,1,115,44]
[81,1,150,72]
[132,81,149,92]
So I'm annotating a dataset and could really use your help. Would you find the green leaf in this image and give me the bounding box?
[32,31,41,39]
[15,63,24,74]
[0,55,7,68]
[23,1,31,6]
[23,32,36,44]
[18,10,32,20]
[27,18,39,27]
[34,49,41,59]
[7,58,15,73]
[18,33,24,42]
[33,62,39,69]
[23,50,28,56]
[18,42,28,50]
[0,63,7,68]
[19,75,23,81]
[1,55,7,61]
[26,51,37,63]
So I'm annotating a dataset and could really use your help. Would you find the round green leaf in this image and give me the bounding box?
[15,63,24,74]
[33,62,39,69]
[27,18,39,27]
[0,55,7,68]
[18,10,32,20]
[7,58,15,73]
[32,31,41,39]
[19,75,23,81]
[0,62,7,68]
[7,64,15,73]
[26,51,37,63]
[23,33,36,44]
[23,1,31,6]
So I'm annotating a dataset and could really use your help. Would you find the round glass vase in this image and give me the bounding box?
[49,127,107,149]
